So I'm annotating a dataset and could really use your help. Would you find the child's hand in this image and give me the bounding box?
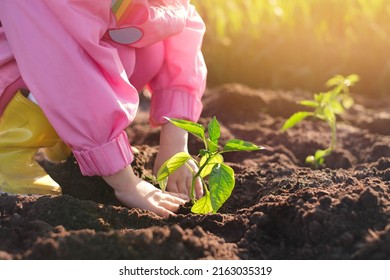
[153,122,203,199]
[103,165,187,218]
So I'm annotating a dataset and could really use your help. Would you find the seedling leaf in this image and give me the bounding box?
[342,95,354,109]
[323,106,336,125]
[209,163,235,213]
[300,100,319,108]
[314,148,331,161]
[306,155,324,167]
[191,190,213,214]
[305,148,331,167]
[207,138,219,153]
[158,177,168,194]
[346,74,360,85]
[208,116,221,143]
[157,152,192,191]
[329,99,345,115]
[314,93,324,103]
[326,74,345,88]
[199,154,224,178]
[223,139,262,152]
[166,117,205,142]
[281,111,313,131]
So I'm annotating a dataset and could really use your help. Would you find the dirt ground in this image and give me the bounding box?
[1,83,389,260]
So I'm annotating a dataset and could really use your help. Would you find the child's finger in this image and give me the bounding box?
[156,207,177,218]
[166,181,190,200]
[156,194,189,218]
[166,181,179,195]
[194,177,204,199]
[175,179,189,197]
[159,200,183,212]
[165,191,189,202]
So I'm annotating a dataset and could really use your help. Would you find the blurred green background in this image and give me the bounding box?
[193,0,390,96]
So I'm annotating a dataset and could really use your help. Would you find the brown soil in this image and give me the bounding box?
[1,84,389,260]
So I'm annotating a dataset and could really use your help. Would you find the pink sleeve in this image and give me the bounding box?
[0,27,20,97]
[0,0,138,176]
[148,4,207,126]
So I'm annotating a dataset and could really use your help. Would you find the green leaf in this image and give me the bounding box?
[156,152,193,191]
[315,92,331,106]
[329,99,345,115]
[223,139,263,152]
[305,155,315,165]
[166,117,205,142]
[314,93,325,103]
[300,100,319,108]
[199,154,224,178]
[342,95,354,109]
[281,111,312,131]
[345,74,360,86]
[320,92,333,105]
[323,106,336,125]
[158,177,168,193]
[314,148,331,161]
[208,117,221,143]
[306,149,330,167]
[326,74,344,88]
[191,190,213,214]
[207,138,219,153]
[305,154,323,167]
[209,163,235,213]
[326,74,359,93]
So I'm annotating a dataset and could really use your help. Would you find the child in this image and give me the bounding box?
[0,0,207,218]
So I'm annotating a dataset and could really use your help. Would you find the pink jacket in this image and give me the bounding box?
[0,0,207,176]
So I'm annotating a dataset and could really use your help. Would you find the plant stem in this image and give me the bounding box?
[190,153,216,202]
[330,122,337,152]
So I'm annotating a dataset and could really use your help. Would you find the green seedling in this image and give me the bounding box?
[281,74,359,167]
[157,117,263,214]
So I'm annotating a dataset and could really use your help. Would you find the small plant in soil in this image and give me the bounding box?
[282,74,359,167]
[157,117,263,214]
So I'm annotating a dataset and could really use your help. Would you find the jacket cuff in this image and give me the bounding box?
[149,89,203,127]
[72,131,133,176]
